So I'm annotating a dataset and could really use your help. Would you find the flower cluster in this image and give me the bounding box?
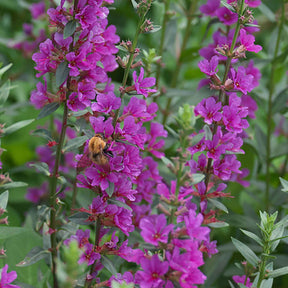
[0,264,20,288]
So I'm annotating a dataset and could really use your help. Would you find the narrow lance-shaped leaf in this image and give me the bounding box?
[62,135,88,152]
[63,20,76,39]
[37,102,60,120]
[32,128,54,141]
[0,80,11,106]
[0,63,12,80]
[55,61,69,87]
[231,237,260,266]
[101,255,117,275]
[0,190,9,210]
[267,266,288,278]
[240,229,262,246]
[17,247,50,267]
[3,119,34,135]
[0,182,28,190]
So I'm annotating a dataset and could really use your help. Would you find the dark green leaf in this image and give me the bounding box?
[0,182,28,190]
[63,135,88,152]
[101,255,117,275]
[228,280,236,288]
[17,247,49,267]
[69,212,90,225]
[208,199,228,213]
[272,88,288,114]
[37,102,60,120]
[231,237,260,266]
[55,61,69,87]
[165,125,179,138]
[221,1,236,12]
[3,119,34,135]
[180,46,201,63]
[0,190,9,210]
[267,266,288,278]
[36,205,51,231]
[29,162,50,176]
[191,173,205,184]
[0,80,11,106]
[55,176,67,196]
[106,181,114,197]
[240,229,262,246]
[108,199,132,211]
[0,63,12,80]
[31,128,54,141]
[63,20,76,39]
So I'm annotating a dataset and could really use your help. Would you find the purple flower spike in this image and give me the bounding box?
[199,0,220,16]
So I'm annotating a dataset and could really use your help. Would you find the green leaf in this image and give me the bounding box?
[0,227,33,240]
[272,88,288,114]
[267,266,288,278]
[231,237,260,266]
[106,181,114,197]
[258,2,276,22]
[191,173,205,184]
[55,61,69,87]
[208,222,229,228]
[0,63,12,80]
[0,190,9,210]
[164,125,179,138]
[31,128,54,141]
[147,25,161,33]
[17,247,50,267]
[204,125,212,141]
[208,199,228,214]
[0,181,28,190]
[280,177,288,193]
[0,80,11,105]
[63,20,76,39]
[221,1,236,12]
[63,135,88,152]
[3,119,34,135]
[37,102,60,119]
[228,280,236,288]
[56,176,67,196]
[69,212,90,225]
[101,255,117,275]
[108,199,132,211]
[29,162,50,176]
[191,132,205,146]
[240,229,262,246]
[161,156,175,169]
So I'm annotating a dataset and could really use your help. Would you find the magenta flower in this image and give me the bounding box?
[135,254,169,288]
[78,243,101,266]
[139,214,174,246]
[198,55,219,76]
[231,66,254,94]
[239,29,262,53]
[199,0,220,16]
[92,91,121,113]
[194,96,222,125]
[30,2,45,19]
[132,67,157,98]
[64,229,90,248]
[0,264,20,288]
[232,275,253,288]
[216,7,238,26]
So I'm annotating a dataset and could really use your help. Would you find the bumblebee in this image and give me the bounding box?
[88,133,113,166]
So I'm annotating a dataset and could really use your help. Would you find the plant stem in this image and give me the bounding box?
[155,0,171,89]
[84,219,101,288]
[49,102,68,288]
[204,0,245,192]
[112,13,146,128]
[162,1,198,126]
[265,0,284,211]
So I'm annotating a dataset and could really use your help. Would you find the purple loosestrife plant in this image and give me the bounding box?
[0,264,20,288]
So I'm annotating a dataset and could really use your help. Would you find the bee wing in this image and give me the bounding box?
[76,151,93,173]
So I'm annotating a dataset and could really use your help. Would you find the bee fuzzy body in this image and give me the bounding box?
[88,134,113,166]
